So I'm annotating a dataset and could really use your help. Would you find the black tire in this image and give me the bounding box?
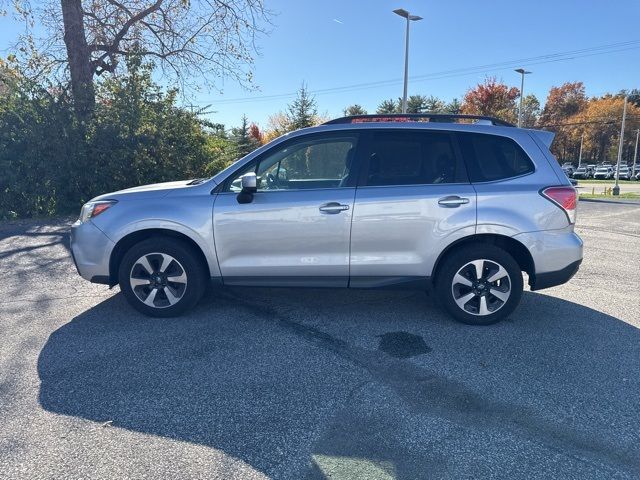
[118,237,207,317]
[435,244,523,326]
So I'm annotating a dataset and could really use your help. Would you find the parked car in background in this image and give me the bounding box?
[572,166,590,179]
[70,113,583,326]
[594,166,613,179]
[586,164,597,177]
[561,162,575,177]
[616,165,631,180]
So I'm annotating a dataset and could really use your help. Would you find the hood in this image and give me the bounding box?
[91,179,202,201]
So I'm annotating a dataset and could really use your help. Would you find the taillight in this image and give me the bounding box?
[541,186,577,224]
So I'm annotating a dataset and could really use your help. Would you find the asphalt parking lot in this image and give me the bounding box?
[1,200,639,480]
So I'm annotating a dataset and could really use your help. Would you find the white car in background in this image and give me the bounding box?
[572,166,590,179]
[593,166,613,179]
[616,165,631,180]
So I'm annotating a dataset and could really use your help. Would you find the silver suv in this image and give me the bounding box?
[70,114,583,325]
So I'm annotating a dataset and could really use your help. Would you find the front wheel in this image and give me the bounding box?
[118,237,207,317]
[436,245,523,325]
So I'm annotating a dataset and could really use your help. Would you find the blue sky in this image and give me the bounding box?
[2,0,639,128]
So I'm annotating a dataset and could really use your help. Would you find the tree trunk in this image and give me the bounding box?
[61,0,95,120]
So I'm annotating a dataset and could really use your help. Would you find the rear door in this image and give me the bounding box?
[349,128,477,286]
[456,131,567,234]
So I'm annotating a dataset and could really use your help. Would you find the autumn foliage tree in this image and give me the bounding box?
[461,77,519,123]
[539,82,588,126]
[249,123,263,145]
[564,95,640,163]
[537,82,588,160]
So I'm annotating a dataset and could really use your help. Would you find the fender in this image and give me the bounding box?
[110,219,221,279]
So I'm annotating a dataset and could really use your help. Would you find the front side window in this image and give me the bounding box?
[457,132,535,182]
[363,130,462,186]
[226,134,358,192]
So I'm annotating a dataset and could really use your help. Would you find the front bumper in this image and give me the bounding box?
[70,220,115,284]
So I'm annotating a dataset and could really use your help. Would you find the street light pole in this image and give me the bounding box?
[633,129,640,177]
[393,9,422,114]
[578,132,584,168]
[402,15,410,113]
[515,68,532,128]
[613,95,628,196]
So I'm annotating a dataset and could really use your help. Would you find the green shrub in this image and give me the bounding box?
[0,58,236,219]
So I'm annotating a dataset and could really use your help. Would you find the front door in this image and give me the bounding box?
[349,128,477,287]
[213,132,360,287]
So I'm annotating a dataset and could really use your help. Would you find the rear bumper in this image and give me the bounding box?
[530,259,582,290]
[513,228,583,290]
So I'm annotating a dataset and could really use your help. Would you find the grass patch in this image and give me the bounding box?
[579,192,640,200]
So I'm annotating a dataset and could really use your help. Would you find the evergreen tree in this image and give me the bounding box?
[230,114,259,158]
[406,95,429,113]
[343,104,367,116]
[376,98,399,114]
[287,83,318,129]
[444,98,462,114]
[424,95,447,113]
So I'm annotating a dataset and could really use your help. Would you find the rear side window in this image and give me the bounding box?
[457,132,534,182]
[364,130,464,186]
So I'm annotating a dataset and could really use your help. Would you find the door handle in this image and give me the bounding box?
[319,202,350,214]
[438,196,470,207]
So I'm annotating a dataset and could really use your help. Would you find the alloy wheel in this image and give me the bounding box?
[129,252,188,308]
[451,259,511,316]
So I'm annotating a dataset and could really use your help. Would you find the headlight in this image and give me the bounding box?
[79,200,117,223]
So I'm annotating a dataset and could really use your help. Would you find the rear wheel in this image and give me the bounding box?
[118,237,207,317]
[436,245,523,325]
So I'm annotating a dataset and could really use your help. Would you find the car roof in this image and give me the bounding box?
[293,120,548,142]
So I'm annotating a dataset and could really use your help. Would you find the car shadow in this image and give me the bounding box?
[37,288,640,479]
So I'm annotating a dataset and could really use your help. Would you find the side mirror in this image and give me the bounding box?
[237,172,257,204]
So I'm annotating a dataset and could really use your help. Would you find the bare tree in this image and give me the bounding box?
[4,0,270,119]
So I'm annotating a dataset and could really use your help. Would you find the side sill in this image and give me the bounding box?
[222,276,346,288]
[349,276,431,290]
[218,276,431,290]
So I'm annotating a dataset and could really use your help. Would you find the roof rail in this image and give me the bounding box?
[324,113,515,127]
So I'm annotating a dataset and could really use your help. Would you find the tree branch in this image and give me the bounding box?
[90,0,163,54]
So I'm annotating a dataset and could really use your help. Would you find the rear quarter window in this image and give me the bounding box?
[457,132,534,182]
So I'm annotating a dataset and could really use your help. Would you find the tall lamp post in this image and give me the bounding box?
[515,68,532,128]
[632,129,640,177]
[577,132,584,168]
[613,95,628,196]
[393,8,422,114]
